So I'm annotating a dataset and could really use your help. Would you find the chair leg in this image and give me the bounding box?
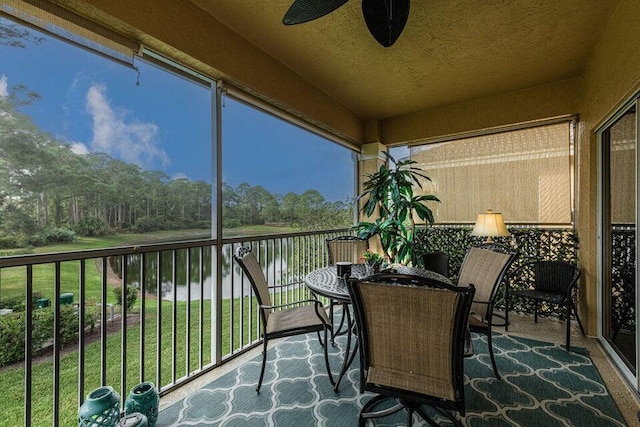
[573,300,586,336]
[565,299,571,352]
[504,291,510,332]
[487,331,501,380]
[359,396,404,425]
[256,337,268,393]
[331,302,348,345]
[322,327,335,386]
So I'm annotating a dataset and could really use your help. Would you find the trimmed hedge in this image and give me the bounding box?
[0,305,97,367]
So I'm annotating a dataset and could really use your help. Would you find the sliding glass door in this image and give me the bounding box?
[600,100,638,388]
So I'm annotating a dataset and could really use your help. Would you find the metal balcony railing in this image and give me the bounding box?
[0,228,353,427]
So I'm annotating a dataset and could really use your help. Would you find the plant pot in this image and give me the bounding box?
[78,386,120,427]
[124,382,159,427]
[365,261,381,276]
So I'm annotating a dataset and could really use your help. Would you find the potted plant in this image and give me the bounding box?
[356,151,440,265]
[362,249,384,275]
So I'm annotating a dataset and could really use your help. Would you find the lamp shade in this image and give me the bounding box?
[471,210,510,240]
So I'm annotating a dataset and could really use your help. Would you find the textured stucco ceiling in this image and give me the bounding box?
[190,0,619,120]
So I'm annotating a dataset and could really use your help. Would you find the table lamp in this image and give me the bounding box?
[470,209,510,243]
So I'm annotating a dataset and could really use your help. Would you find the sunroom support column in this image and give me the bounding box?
[359,133,387,256]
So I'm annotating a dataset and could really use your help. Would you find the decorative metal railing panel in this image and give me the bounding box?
[610,226,635,336]
[0,228,353,427]
[414,225,579,317]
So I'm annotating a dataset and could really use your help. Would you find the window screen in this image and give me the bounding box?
[409,122,573,224]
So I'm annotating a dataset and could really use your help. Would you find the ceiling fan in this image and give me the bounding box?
[282,0,410,47]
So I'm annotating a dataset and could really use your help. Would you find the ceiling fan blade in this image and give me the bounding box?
[283,0,349,25]
[362,0,410,47]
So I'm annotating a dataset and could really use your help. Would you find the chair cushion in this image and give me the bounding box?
[266,304,329,335]
[458,247,511,318]
[238,250,272,308]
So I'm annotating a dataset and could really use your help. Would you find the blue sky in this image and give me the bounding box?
[0,17,355,202]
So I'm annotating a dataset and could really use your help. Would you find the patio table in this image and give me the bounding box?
[305,264,451,391]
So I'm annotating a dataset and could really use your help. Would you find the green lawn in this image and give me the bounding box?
[0,227,301,426]
[0,296,263,426]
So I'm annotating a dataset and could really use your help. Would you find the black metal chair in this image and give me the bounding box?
[325,236,369,341]
[234,247,332,392]
[457,243,518,379]
[505,260,584,351]
[347,273,475,426]
[421,251,450,277]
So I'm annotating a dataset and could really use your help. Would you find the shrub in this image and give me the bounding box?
[27,234,46,247]
[0,313,29,366]
[223,217,241,228]
[0,292,42,312]
[75,216,110,237]
[134,216,166,233]
[41,227,76,244]
[0,304,94,367]
[0,235,18,249]
[113,285,137,311]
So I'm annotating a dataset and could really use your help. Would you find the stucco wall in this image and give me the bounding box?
[576,0,640,336]
[380,78,580,145]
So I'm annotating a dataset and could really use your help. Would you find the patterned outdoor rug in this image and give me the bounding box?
[157,332,625,426]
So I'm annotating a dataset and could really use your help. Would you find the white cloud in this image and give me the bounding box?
[70,142,89,155]
[0,75,8,98]
[86,84,170,168]
[172,172,189,180]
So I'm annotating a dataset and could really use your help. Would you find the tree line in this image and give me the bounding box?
[0,93,353,248]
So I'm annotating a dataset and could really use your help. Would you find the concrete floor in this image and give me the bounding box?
[159,313,640,426]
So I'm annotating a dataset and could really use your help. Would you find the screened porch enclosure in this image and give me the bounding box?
[1,0,640,425]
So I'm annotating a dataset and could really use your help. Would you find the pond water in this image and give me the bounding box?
[109,243,293,301]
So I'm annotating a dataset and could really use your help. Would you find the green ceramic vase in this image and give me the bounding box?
[78,386,120,427]
[124,382,159,427]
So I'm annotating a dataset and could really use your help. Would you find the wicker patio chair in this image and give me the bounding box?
[505,260,584,351]
[347,273,475,426]
[457,243,518,379]
[326,236,369,340]
[234,247,332,392]
[421,251,450,277]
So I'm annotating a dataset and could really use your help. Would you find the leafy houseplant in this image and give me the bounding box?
[356,151,440,265]
[362,249,384,275]
[363,249,384,264]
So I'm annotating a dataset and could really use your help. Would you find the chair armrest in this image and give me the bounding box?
[259,299,330,326]
[267,281,304,291]
[259,299,324,311]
